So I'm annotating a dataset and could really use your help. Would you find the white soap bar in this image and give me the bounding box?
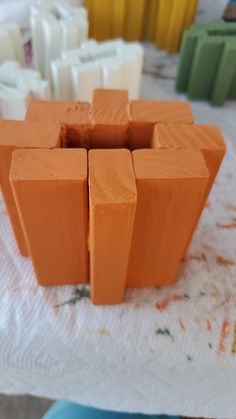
[30,1,89,81]
[51,58,77,100]
[0,84,31,120]
[71,62,101,102]
[0,61,51,120]
[98,56,124,89]
[51,40,144,100]
[0,24,25,66]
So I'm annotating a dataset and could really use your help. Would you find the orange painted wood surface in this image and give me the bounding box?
[128,100,194,149]
[89,149,137,305]
[0,120,62,256]
[26,100,90,148]
[127,149,209,287]
[152,123,226,252]
[90,89,129,148]
[10,149,88,286]
[152,123,226,200]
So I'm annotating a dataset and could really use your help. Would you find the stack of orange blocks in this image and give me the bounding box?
[0,89,226,305]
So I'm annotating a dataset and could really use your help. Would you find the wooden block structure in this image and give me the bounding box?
[0,89,226,304]
[83,0,198,53]
[90,89,129,148]
[89,150,137,304]
[51,39,144,101]
[176,20,236,106]
[0,120,62,256]
[128,100,194,149]
[0,61,50,120]
[25,99,90,148]
[10,149,88,286]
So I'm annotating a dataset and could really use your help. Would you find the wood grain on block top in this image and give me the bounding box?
[10,149,88,286]
[127,149,209,287]
[152,123,226,200]
[128,100,194,149]
[25,100,90,148]
[0,120,62,256]
[90,89,129,148]
[89,149,137,305]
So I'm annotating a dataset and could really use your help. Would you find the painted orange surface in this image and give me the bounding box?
[152,123,226,199]
[152,123,226,251]
[89,149,137,305]
[90,89,129,148]
[25,100,90,148]
[128,100,194,149]
[0,120,62,256]
[127,149,209,287]
[10,149,88,286]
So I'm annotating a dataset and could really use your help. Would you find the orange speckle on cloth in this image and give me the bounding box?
[216,222,236,229]
[179,319,186,332]
[224,204,236,212]
[207,319,212,332]
[216,256,234,266]
[97,328,109,336]
[218,320,230,355]
[155,294,189,311]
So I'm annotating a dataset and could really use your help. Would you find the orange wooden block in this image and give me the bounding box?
[128,100,194,149]
[90,89,129,148]
[10,149,88,286]
[152,123,226,200]
[152,123,226,253]
[25,100,90,148]
[89,149,137,305]
[127,149,209,287]
[0,120,62,256]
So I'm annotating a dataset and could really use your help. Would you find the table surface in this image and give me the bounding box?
[1,6,236,417]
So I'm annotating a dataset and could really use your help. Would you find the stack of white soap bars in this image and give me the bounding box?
[0,62,50,120]
[31,0,88,82]
[0,23,25,66]
[51,39,144,101]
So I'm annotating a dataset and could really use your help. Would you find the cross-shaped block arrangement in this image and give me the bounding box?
[176,19,236,106]
[0,89,226,305]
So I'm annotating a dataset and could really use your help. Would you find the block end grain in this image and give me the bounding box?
[25,100,90,148]
[129,100,194,149]
[90,89,129,148]
[0,120,62,149]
